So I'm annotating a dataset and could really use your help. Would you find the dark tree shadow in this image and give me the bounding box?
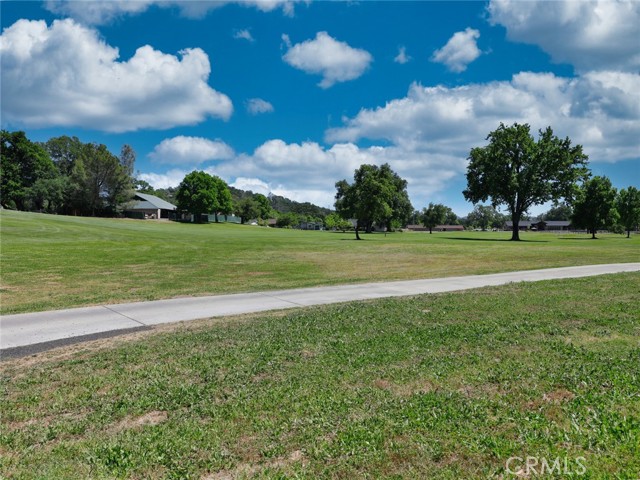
[442,236,549,243]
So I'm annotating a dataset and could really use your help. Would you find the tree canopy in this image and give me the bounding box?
[466,205,504,231]
[176,171,220,222]
[1,130,57,210]
[616,187,640,238]
[464,123,589,240]
[571,176,618,239]
[1,131,134,216]
[421,203,448,233]
[542,202,573,221]
[335,163,411,240]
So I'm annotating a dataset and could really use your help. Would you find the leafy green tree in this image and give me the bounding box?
[324,212,352,232]
[615,186,640,238]
[27,176,70,213]
[464,123,589,241]
[119,145,136,178]
[467,205,502,231]
[42,135,83,176]
[211,176,233,222]
[1,130,57,210]
[542,202,573,221]
[571,176,618,239]
[176,171,218,223]
[444,208,458,225]
[380,164,413,231]
[134,179,156,194]
[253,193,272,220]
[276,212,300,228]
[421,203,447,234]
[237,197,260,224]
[77,142,132,215]
[335,163,407,240]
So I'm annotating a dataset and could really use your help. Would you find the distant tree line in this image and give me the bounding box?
[1,131,135,216]
[3,129,638,237]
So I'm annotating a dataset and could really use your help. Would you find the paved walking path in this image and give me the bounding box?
[1,263,638,353]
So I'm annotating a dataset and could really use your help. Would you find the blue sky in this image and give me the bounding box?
[1,0,638,215]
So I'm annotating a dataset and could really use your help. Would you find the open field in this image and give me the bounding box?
[1,210,639,314]
[1,273,639,478]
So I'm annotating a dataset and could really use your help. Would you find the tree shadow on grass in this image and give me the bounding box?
[557,237,599,241]
[442,236,549,243]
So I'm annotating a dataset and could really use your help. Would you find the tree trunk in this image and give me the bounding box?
[627,230,631,238]
[591,229,597,239]
[429,227,433,234]
[511,216,521,241]
[355,225,361,240]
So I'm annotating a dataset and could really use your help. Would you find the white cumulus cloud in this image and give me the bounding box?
[327,72,640,163]
[488,0,640,72]
[431,28,482,72]
[149,136,235,165]
[246,98,274,115]
[282,31,373,88]
[139,138,466,210]
[0,19,232,132]
[45,0,302,24]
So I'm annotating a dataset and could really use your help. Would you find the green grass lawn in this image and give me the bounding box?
[1,273,639,479]
[1,210,638,314]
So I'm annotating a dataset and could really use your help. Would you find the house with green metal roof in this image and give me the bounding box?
[125,192,177,220]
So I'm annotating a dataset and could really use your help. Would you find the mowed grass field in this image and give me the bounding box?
[1,210,638,314]
[1,273,639,478]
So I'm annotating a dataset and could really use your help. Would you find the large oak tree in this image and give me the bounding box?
[335,163,411,240]
[464,123,589,241]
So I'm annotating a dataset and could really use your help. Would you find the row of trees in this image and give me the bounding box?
[3,127,638,238]
[332,123,638,240]
[1,131,135,216]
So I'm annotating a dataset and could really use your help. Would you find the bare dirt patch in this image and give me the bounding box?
[109,410,168,433]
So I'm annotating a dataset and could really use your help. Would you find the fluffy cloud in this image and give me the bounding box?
[394,46,411,64]
[282,32,373,88]
[139,138,466,209]
[327,72,640,163]
[149,136,235,165]
[45,0,301,24]
[488,0,640,72]
[431,28,482,72]
[246,98,274,115]
[0,19,232,132]
[233,29,254,42]
[140,69,639,210]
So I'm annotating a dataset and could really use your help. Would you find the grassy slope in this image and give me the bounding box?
[1,210,638,314]
[1,273,639,479]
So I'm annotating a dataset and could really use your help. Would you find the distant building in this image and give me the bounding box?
[125,192,177,220]
[299,221,323,231]
[533,220,572,231]
[504,220,534,231]
[504,220,572,231]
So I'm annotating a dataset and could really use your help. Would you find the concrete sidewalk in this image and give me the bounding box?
[1,263,639,352]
